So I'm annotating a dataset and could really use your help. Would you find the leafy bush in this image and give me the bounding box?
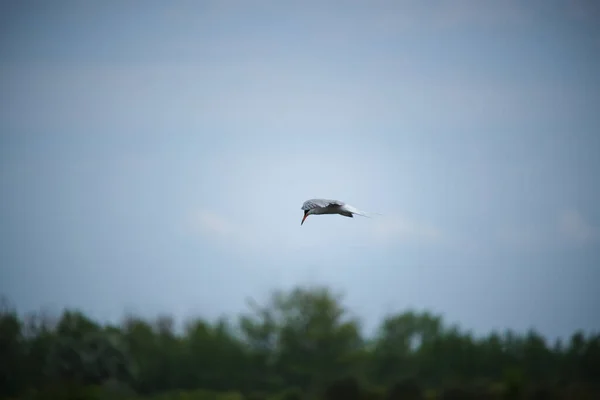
[386,378,423,400]
[322,376,361,400]
[273,387,303,400]
[244,391,268,400]
[361,385,386,400]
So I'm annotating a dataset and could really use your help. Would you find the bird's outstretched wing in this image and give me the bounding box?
[301,198,345,211]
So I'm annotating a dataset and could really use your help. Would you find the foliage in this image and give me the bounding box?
[0,286,598,400]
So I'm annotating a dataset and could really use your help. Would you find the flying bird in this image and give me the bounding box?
[300,198,376,225]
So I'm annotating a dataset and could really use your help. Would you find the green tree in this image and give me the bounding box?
[0,297,24,398]
[121,315,160,394]
[1,284,600,399]
[371,311,443,386]
[44,310,134,390]
[240,286,363,393]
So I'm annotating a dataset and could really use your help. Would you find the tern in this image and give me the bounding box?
[300,198,376,225]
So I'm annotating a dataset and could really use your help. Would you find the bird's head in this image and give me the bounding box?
[301,209,310,225]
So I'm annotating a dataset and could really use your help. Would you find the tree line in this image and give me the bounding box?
[1,285,599,399]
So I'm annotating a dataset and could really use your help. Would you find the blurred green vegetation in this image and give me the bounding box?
[1,285,598,399]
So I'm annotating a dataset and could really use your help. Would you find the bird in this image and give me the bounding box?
[300,198,376,225]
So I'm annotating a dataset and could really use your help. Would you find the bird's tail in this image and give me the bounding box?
[346,205,382,219]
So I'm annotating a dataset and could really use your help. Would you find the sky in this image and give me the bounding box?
[1,0,599,341]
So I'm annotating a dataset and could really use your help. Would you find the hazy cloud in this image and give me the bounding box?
[494,208,599,251]
[495,222,551,251]
[558,209,597,245]
[190,209,241,239]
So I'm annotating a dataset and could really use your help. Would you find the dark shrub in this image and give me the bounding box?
[470,382,501,400]
[362,385,386,400]
[526,385,556,400]
[323,376,361,400]
[245,392,268,400]
[387,378,423,400]
[439,386,476,400]
[503,382,522,400]
[276,387,303,400]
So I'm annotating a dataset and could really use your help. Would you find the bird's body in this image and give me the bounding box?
[300,198,374,225]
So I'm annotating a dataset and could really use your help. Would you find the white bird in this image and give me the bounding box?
[300,198,376,225]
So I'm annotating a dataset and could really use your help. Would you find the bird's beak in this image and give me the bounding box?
[301,213,308,225]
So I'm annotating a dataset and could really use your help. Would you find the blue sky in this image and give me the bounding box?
[1,0,599,340]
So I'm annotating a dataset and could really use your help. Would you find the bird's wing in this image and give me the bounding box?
[301,198,345,210]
